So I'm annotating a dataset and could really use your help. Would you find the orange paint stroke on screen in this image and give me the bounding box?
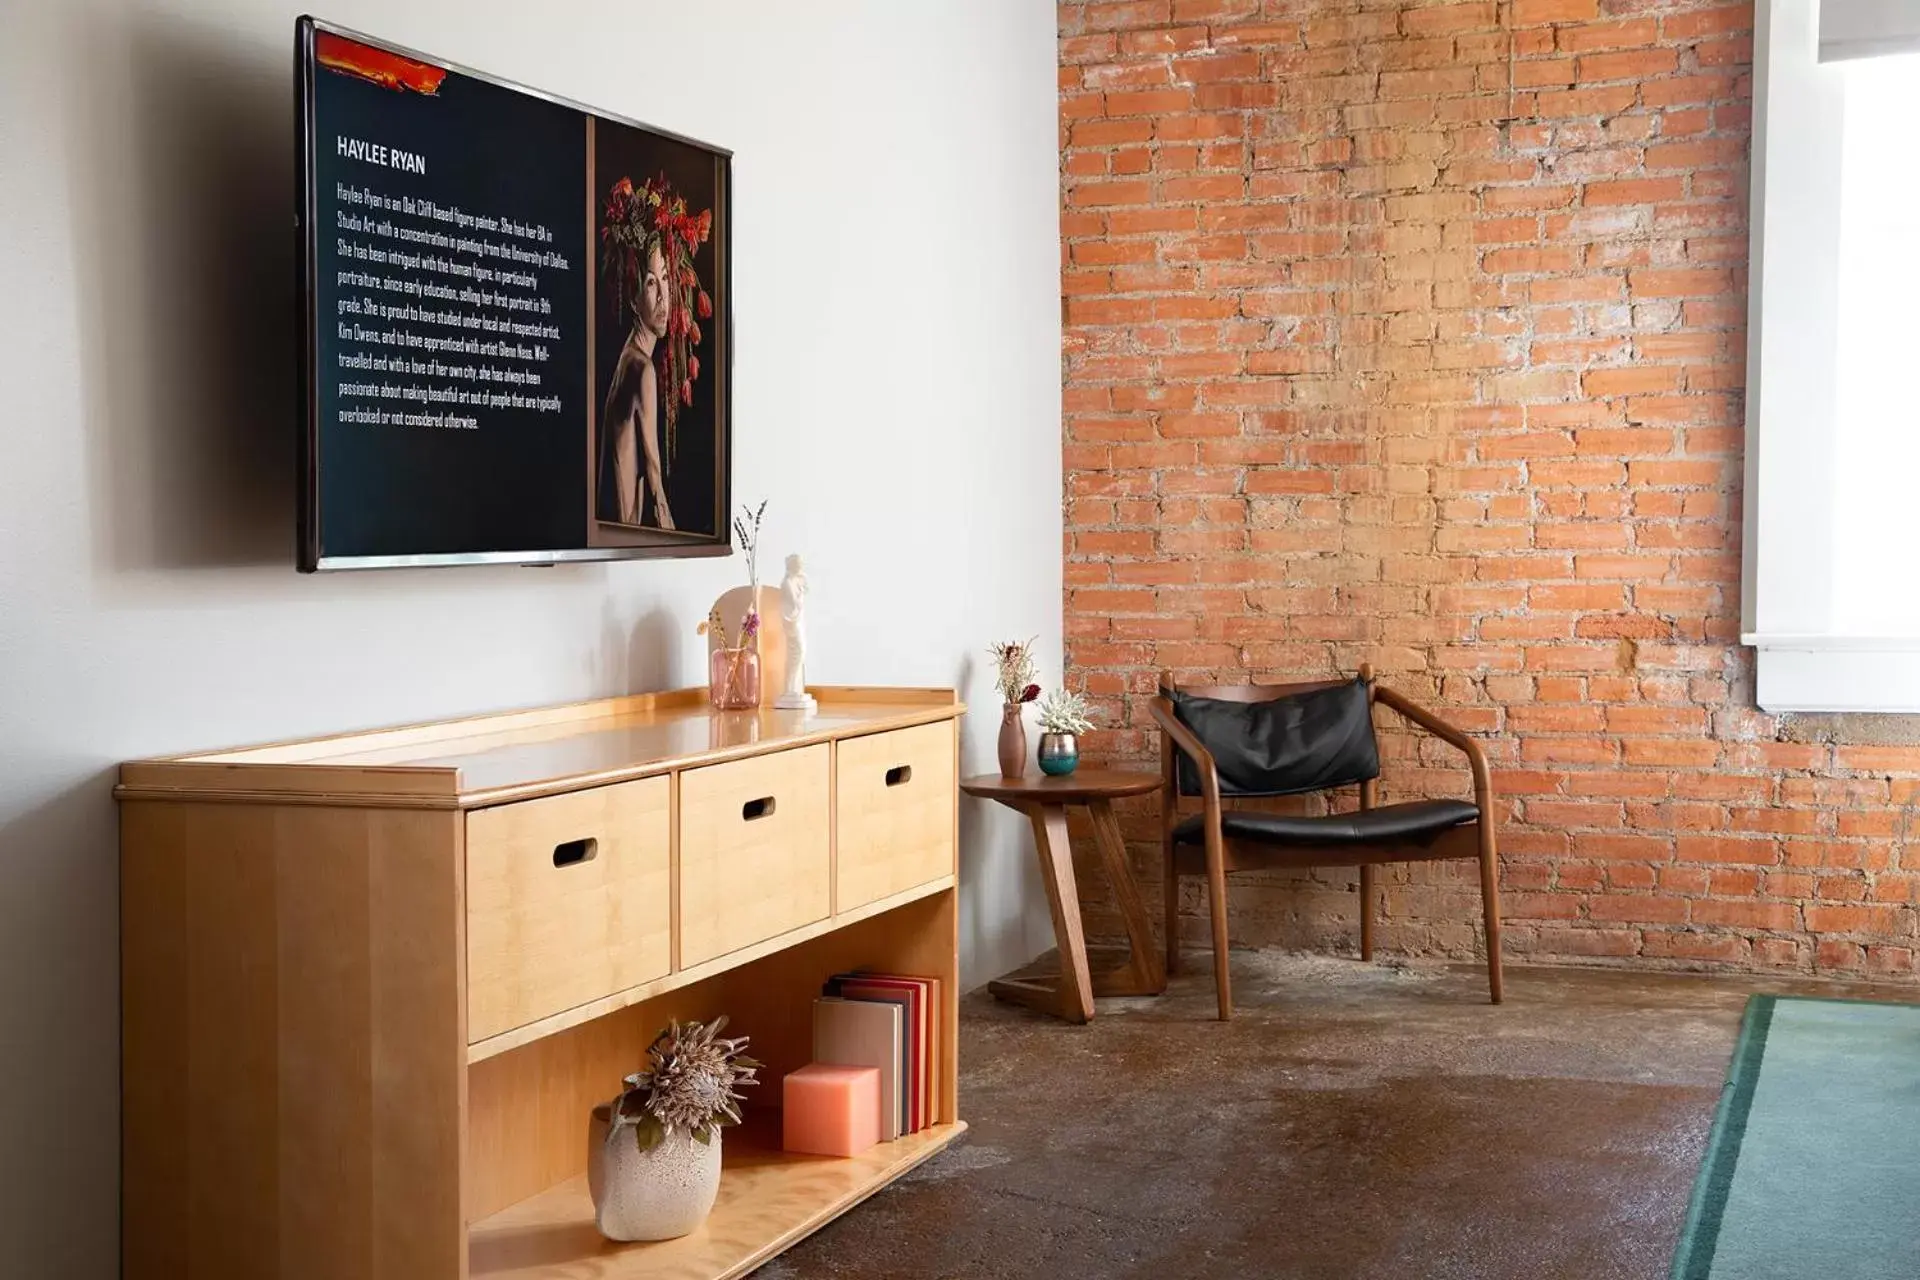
[315,32,447,96]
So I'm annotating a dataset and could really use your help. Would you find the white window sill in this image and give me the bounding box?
[1743,634,1920,712]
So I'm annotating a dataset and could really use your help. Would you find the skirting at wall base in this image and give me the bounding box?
[1746,636,1920,712]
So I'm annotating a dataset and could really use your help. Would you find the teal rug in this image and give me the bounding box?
[1672,994,1920,1279]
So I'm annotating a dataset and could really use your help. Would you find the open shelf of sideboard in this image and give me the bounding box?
[465,885,963,1279]
[470,1117,967,1279]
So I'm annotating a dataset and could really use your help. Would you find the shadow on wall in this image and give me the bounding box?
[0,774,121,1280]
[949,649,1055,990]
[592,602,681,694]
[65,12,296,580]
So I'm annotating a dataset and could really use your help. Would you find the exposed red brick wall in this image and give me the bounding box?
[1058,0,1920,978]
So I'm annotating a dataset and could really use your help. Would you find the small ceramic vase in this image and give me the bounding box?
[708,646,760,711]
[998,704,1028,779]
[1037,732,1079,777]
[587,1105,723,1242]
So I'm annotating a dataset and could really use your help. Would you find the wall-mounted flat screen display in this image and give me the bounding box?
[296,16,731,570]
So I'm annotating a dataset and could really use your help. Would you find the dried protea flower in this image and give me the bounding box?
[606,1016,760,1151]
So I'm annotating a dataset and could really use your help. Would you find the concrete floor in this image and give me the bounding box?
[757,951,1905,1280]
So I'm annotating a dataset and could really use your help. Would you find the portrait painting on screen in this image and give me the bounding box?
[592,124,728,543]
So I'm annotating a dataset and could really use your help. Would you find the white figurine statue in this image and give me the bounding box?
[773,554,816,712]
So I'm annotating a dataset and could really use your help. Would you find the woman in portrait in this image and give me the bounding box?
[597,174,713,531]
[598,234,675,529]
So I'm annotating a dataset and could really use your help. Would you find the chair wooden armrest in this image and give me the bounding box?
[1147,696,1222,809]
[1149,693,1234,1016]
[1371,684,1494,815]
[1369,682,1506,1004]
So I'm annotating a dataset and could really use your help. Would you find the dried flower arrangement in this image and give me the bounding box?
[696,499,769,651]
[989,638,1041,707]
[1036,688,1094,736]
[604,1017,760,1152]
[700,603,761,651]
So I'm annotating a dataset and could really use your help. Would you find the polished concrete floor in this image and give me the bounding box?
[757,951,1905,1280]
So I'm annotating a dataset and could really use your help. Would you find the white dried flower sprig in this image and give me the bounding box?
[1037,688,1095,736]
[606,1016,760,1151]
[989,638,1040,706]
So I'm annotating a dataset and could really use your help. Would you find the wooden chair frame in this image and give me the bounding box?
[1148,665,1502,1020]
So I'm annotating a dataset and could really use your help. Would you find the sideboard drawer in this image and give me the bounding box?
[679,744,831,967]
[466,777,671,1042]
[835,721,957,911]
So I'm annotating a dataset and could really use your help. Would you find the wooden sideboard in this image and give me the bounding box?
[117,685,967,1280]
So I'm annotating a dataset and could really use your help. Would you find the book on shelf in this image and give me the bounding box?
[811,996,902,1142]
[817,970,942,1137]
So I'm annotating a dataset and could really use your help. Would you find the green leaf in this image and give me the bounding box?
[691,1124,712,1146]
[633,1116,665,1152]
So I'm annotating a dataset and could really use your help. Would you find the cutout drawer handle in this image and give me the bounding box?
[742,796,777,821]
[552,838,598,868]
[885,765,913,787]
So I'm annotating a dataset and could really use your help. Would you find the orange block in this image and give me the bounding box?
[782,1064,881,1158]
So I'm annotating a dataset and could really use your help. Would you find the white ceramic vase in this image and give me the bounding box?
[587,1104,723,1242]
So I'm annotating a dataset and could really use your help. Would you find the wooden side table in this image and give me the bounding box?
[961,769,1167,1023]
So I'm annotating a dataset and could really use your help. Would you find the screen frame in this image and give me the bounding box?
[295,15,734,572]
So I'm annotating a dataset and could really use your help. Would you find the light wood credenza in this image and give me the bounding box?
[116,685,967,1280]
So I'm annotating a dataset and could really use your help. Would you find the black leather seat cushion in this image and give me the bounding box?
[1172,799,1480,847]
[1170,678,1380,798]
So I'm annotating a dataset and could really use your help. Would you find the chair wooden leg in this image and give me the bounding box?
[1358,864,1375,962]
[1479,827,1504,1005]
[1357,778,1377,963]
[1205,838,1232,1020]
[1163,834,1181,977]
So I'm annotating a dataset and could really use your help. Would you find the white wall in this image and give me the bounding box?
[0,1,1062,1272]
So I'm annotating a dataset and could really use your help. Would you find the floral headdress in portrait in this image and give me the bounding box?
[601,173,714,467]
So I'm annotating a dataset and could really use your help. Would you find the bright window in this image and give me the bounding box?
[1833,53,1920,636]
[1744,0,1920,709]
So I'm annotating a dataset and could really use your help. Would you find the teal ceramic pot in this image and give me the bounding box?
[1037,732,1079,776]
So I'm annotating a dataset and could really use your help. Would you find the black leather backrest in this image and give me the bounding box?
[1169,678,1380,798]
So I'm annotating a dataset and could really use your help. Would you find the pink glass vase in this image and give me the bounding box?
[709,647,761,711]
